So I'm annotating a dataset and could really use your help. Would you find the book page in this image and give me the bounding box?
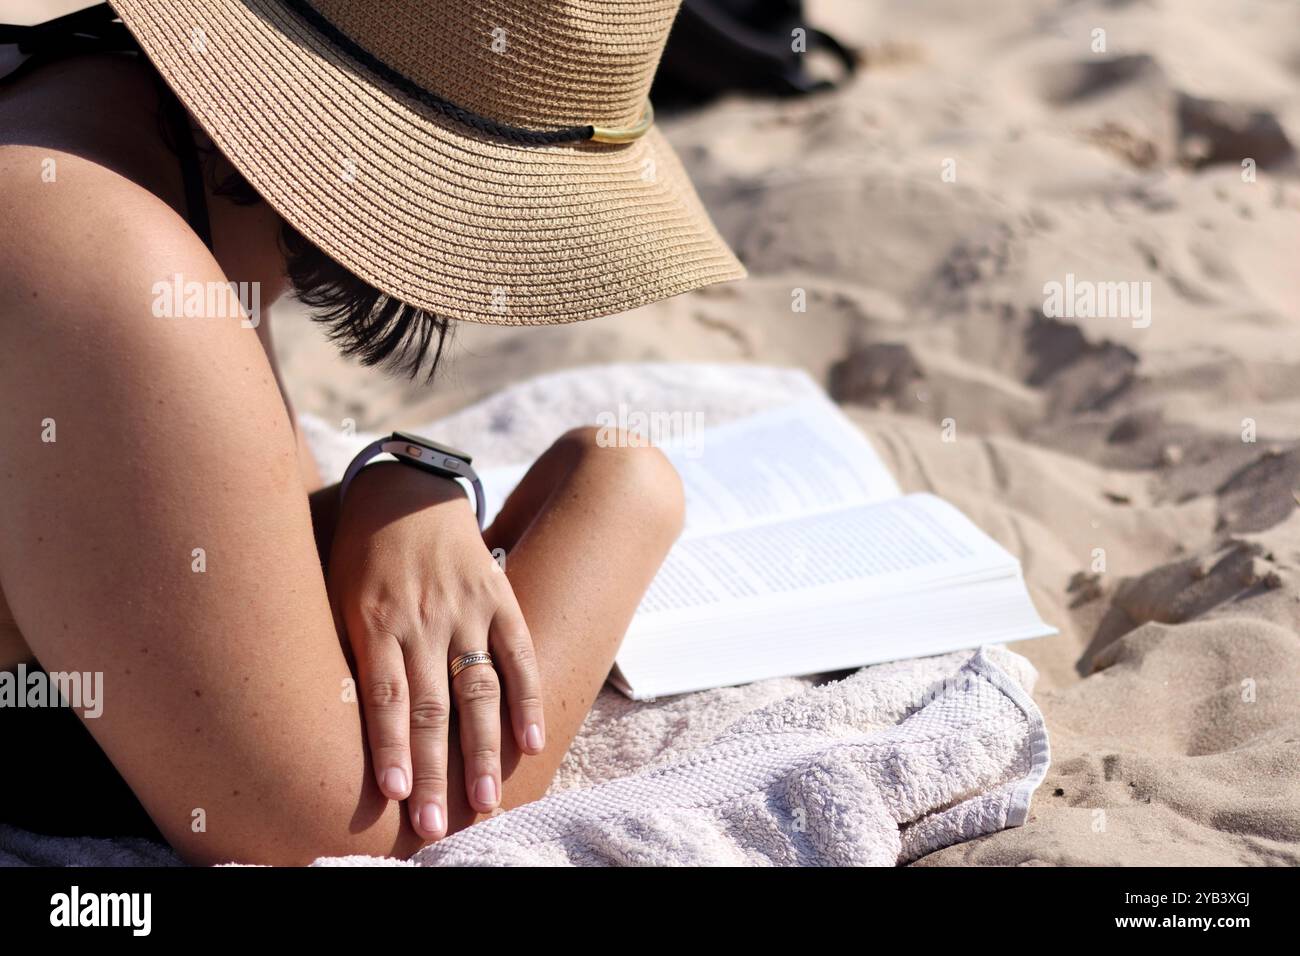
[476,462,531,528]
[629,493,1016,620]
[475,398,901,536]
[666,398,901,537]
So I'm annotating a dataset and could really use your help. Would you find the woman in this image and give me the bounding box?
[0,0,743,864]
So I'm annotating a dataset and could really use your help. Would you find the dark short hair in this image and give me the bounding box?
[278,217,453,381]
[215,169,453,381]
[159,83,453,382]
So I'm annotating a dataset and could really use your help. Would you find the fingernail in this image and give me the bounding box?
[382,767,408,797]
[525,723,544,751]
[417,802,445,837]
[475,774,498,807]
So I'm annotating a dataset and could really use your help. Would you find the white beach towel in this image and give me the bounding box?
[0,363,1049,867]
[407,646,1047,866]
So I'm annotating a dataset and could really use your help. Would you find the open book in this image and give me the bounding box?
[478,397,1055,700]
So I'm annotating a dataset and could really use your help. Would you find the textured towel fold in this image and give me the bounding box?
[397,646,1049,866]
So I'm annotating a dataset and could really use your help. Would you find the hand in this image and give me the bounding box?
[326,461,545,840]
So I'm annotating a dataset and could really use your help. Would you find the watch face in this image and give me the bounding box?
[392,431,473,465]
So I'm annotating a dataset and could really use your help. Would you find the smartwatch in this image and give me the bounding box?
[338,431,487,530]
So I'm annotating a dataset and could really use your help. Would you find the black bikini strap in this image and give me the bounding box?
[157,78,215,252]
[1,2,215,252]
[0,3,128,86]
[0,3,124,51]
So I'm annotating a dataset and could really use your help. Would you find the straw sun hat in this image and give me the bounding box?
[108,0,746,325]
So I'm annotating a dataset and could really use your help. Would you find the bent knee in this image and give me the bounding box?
[556,425,685,536]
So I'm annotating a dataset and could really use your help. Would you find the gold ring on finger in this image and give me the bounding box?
[449,651,494,680]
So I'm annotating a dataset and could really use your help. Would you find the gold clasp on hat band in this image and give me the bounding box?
[588,102,655,144]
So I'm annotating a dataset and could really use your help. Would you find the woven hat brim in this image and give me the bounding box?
[109,0,746,326]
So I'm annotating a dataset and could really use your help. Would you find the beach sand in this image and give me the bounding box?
[274,0,1300,865]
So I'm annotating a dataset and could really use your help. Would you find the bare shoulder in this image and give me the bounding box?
[0,145,285,496]
[0,144,216,318]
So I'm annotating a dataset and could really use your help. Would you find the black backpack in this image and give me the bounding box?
[653,0,857,104]
[2,1,857,104]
